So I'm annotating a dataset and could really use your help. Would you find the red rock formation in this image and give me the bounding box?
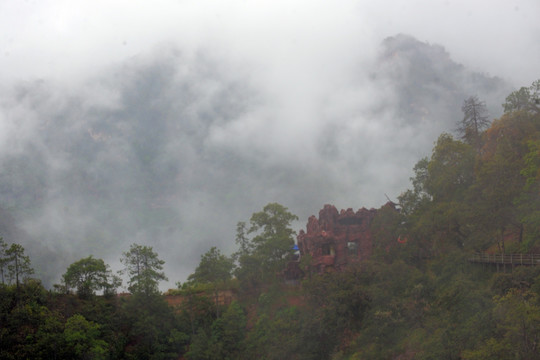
[297,204,377,273]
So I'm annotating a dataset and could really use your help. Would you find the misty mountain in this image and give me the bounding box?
[374,34,509,154]
[0,35,513,288]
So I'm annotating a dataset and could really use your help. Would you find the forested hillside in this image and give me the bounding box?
[1,81,539,359]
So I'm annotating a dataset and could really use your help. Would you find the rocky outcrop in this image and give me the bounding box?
[297,204,377,273]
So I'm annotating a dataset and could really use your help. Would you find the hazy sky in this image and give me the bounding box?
[1,0,539,85]
[1,0,539,289]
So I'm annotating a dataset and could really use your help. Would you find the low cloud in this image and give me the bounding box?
[0,33,516,289]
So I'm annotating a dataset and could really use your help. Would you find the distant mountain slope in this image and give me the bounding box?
[374,34,511,155]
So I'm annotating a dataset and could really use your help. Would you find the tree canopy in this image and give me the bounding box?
[62,256,119,298]
[234,202,298,289]
[4,242,34,287]
[458,95,490,152]
[503,79,540,114]
[188,247,233,286]
[120,243,167,296]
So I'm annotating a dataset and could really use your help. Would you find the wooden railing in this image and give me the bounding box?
[469,253,540,266]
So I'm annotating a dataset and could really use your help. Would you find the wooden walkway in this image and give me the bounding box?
[469,253,540,271]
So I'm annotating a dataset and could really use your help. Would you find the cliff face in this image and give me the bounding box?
[297,204,377,273]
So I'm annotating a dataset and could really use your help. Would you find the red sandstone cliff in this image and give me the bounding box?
[297,204,377,273]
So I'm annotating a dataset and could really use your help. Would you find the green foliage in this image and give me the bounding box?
[120,243,167,296]
[419,265,494,358]
[400,86,540,254]
[256,309,305,360]
[187,301,247,360]
[120,293,185,359]
[5,243,34,287]
[503,79,540,114]
[0,280,65,359]
[188,246,234,318]
[301,265,371,358]
[234,203,298,290]
[398,134,477,256]
[345,261,431,359]
[249,202,299,273]
[62,256,118,298]
[464,289,540,360]
[425,133,475,201]
[175,286,216,338]
[490,266,540,296]
[186,328,212,360]
[398,157,431,216]
[516,139,540,250]
[370,202,408,261]
[472,110,539,251]
[188,247,234,286]
[210,301,247,358]
[64,314,108,359]
[168,278,239,296]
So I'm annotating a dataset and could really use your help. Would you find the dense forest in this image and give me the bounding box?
[1,80,539,359]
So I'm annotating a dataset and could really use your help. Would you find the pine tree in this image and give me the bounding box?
[120,243,167,296]
[6,243,34,287]
[0,237,8,284]
[458,96,490,153]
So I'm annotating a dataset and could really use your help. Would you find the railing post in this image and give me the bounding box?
[471,252,540,267]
